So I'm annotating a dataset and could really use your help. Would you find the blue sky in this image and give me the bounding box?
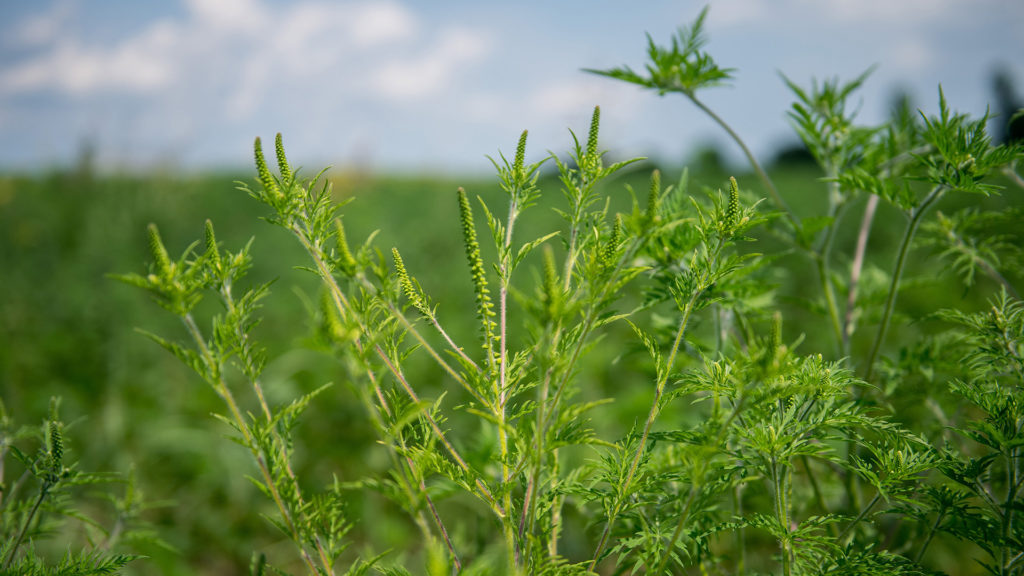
[1,0,1022,173]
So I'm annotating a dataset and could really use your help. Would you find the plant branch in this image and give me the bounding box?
[181,313,328,574]
[688,93,800,231]
[844,195,880,354]
[839,492,881,542]
[914,508,946,564]
[497,195,518,567]
[590,295,698,570]
[865,186,945,382]
[3,479,51,570]
[376,350,504,517]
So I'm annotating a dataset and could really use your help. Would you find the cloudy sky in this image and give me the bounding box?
[1,0,1021,173]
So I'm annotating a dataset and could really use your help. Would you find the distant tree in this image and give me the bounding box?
[770,141,816,168]
[992,66,1024,144]
[690,142,727,173]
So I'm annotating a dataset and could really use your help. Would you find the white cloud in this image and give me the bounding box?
[526,77,640,121]
[888,36,934,72]
[710,0,770,27]
[370,29,491,101]
[11,0,75,46]
[348,2,417,47]
[0,27,178,95]
[224,1,426,116]
[0,0,478,112]
[184,0,268,33]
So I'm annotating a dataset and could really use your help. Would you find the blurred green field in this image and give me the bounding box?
[1,153,1021,574]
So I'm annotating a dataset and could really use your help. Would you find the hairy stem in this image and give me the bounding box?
[376,351,504,517]
[802,455,839,537]
[520,233,647,553]
[1004,162,1024,190]
[498,195,518,566]
[349,348,461,569]
[351,269,483,402]
[938,223,1021,300]
[299,228,501,512]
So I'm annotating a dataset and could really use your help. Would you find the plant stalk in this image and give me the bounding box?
[844,195,880,354]
[590,297,697,570]
[688,93,800,230]
[865,185,945,381]
[181,313,329,574]
[3,480,51,570]
[498,195,518,566]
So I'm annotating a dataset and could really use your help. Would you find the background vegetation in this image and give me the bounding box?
[0,147,1018,575]
[2,12,1023,574]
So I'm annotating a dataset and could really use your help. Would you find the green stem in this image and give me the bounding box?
[1004,162,1024,190]
[376,351,504,518]
[839,493,881,542]
[349,354,460,570]
[601,234,728,572]
[182,313,328,575]
[814,181,848,356]
[914,508,946,564]
[801,455,838,537]
[735,482,746,575]
[220,281,339,567]
[1,470,31,518]
[3,479,51,570]
[349,263,484,401]
[653,394,746,575]
[816,254,844,357]
[1002,446,1019,575]
[940,225,1021,300]
[865,185,945,382]
[590,298,698,571]
[299,227,486,562]
[519,233,649,554]
[688,93,800,231]
[548,450,562,557]
[772,459,793,576]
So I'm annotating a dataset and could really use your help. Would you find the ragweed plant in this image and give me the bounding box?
[0,398,144,575]
[927,291,1024,576]
[115,219,378,576]
[115,7,1024,576]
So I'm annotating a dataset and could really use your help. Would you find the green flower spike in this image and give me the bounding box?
[392,248,429,317]
[726,176,740,231]
[647,169,662,224]
[457,188,496,354]
[274,133,292,184]
[253,137,281,200]
[147,223,173,278]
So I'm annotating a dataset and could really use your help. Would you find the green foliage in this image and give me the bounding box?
[0,4,1005,576]
[583,7,732,98]
[0,399,145,575]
